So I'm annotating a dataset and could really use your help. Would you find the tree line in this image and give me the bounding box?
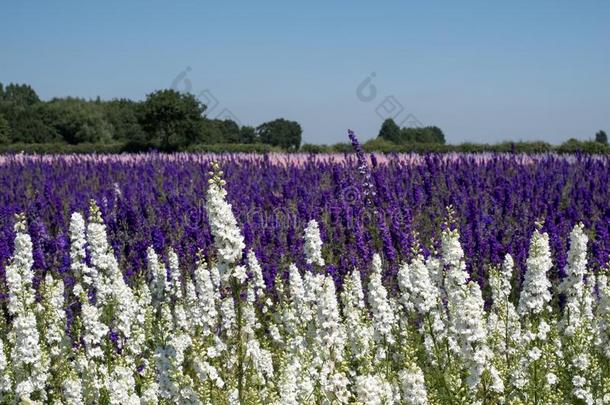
[0,83,302,151]
[0,82,607,154]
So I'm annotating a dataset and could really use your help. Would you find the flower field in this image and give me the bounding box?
[1,152,610,403]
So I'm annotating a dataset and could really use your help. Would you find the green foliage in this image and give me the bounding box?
[238,126,257,144]
[378,119,446,145]
[595,130,608,145]
[557,138,610,154]
[378,118,401,143]
[43,98,113,144]
[0,114,10,144]
[1,83,40,106]
[140,89,207,150]
[300,143,329,153]
[103,99,146,143]
[256,118,302,150]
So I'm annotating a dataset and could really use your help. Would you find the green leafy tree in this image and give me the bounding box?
[0,102,58,143]
[595,130,608,145]
[256,118,302,150]
[239,126,257,144]
[0,114,10,144]
[43,98,112,144]
[2,83,40,106]
[140,89,206,150]
[103,99,146,143]
[217,119,241,143]
[378,118,401,143]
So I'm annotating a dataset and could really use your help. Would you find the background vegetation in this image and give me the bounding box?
[0,82,607,154]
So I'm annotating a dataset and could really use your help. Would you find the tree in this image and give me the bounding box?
[103,99,146,143]
[595,130,608,145]
[2,83,40,106]
[428,126,446,144]
[257,118,301,150]
[217,119,241,143]
[43,98,112,144]
[0,114,10,144]
[239,126,257,144]
[378,118,401,143]
[140,89,207,150]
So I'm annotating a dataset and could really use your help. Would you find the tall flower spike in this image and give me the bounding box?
[559,223,589,335]
[304,219,325,267]
[518,225,553,316]
[205,161,245,265]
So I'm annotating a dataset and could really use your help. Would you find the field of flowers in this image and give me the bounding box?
[1,146,610,403]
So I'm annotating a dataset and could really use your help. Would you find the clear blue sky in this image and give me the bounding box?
[2,0,609,144]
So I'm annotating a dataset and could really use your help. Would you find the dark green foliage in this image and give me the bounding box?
[556,138,610,154]
[1,83,40,106]
[0,81,607,154]
[103,99,146,143]
[0,114,10,144]
[378,118,401,143]
[139,89,207,150]
[43,98,113,144]
[378,118,445,145]
[239,126,257,144]
[257,118,302,150]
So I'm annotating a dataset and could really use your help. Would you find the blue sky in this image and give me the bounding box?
[1,0,609,144]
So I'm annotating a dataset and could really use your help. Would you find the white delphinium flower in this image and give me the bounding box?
[108,365,140,404]
[75,284,108,359]
[5,215,48,400]
[205,162,245,265]
[397,262,414,312]
[596,271,610,358]
[69,212,95,289]
[86,202,114,306]
[455,281,489,390]
[167,249,183,300]
[367,254,396,346]
[486,255,520,394]
[399,365,428,405]
[233,264,248,284]
[313,276,346,399]
[0,337,11,398]
[441,225,468,295]
[147,246,167,306]
[341,270,373,366]
[287,264,306,328]
[441,224,492,391]
[425,256,444,291]
[220,295,237,336]
[559,223,590,335]
[248,250,266,297]
[125,281,152,363]
[245,339,274,384]
[275,356,302,404]
[40,273,68,358]
[87,202,137,346]
[303,271,324,321]
[193,258,218,336]
[355,374,397,405]
[304,219,325,266]
[518,227,553,316]
[62,377,84,405]
[400,254,439,316]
